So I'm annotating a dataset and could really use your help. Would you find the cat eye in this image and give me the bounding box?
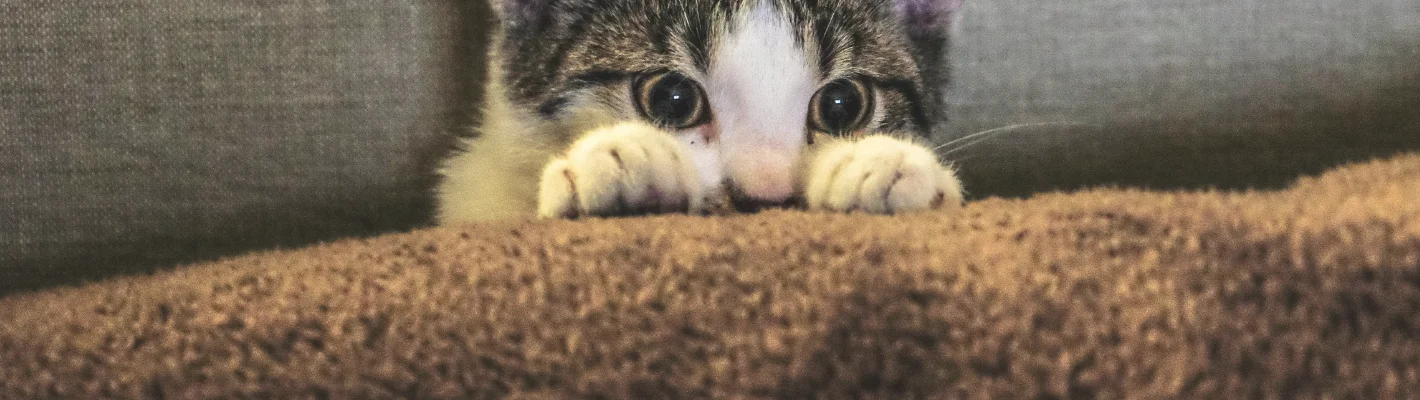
[808,78,872,136]
[633,71,710,129]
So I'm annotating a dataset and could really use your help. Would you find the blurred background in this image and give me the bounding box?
[2,0,1417,294]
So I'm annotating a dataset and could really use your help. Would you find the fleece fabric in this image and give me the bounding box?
[3,153,1419,399]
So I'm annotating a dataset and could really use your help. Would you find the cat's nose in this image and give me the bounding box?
[726,156,794,204]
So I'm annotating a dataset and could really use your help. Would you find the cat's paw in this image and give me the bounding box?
[537,122,704,218]
[803,135,964,214]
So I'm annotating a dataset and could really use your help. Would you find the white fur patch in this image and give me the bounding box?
[701,2,819,202]
[436,77,548,223]
[802,135,964,214]
[538,121,705,218]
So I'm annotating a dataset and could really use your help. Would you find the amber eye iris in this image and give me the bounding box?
[634,71,709,129]
[809,78,872,135]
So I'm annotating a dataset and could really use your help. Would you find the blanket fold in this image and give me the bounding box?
[3,153,1419,398]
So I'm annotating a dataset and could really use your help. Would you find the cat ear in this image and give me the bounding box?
[488,0,552,28]
[892,0,965,37]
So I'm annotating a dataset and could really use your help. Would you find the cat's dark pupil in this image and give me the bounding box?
[647,73,700,127]
[817,80,863,133]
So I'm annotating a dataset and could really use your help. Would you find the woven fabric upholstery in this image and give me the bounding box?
[0,0,490,292]
[942,0,1420,196]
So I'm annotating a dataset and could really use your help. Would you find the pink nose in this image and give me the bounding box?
[727,157,795,203]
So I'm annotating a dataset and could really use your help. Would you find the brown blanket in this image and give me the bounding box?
[3,154,1419,399]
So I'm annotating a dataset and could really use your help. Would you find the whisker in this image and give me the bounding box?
[940,134,999,157]
[934,121,1099,155]
[933,125,1016,151]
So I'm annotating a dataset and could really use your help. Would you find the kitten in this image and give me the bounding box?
[437,0,966,222]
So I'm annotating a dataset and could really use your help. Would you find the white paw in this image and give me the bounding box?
[803,135,964,214]
[537,122,704,218]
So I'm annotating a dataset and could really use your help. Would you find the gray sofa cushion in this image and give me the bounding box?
[2,0,1417,294]
[0,0,492,293]
[943,0,1420,196]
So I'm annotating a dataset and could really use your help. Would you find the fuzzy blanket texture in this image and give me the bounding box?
[3,153,1419,399]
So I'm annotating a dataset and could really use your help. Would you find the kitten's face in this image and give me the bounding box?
[490,0,960,203]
